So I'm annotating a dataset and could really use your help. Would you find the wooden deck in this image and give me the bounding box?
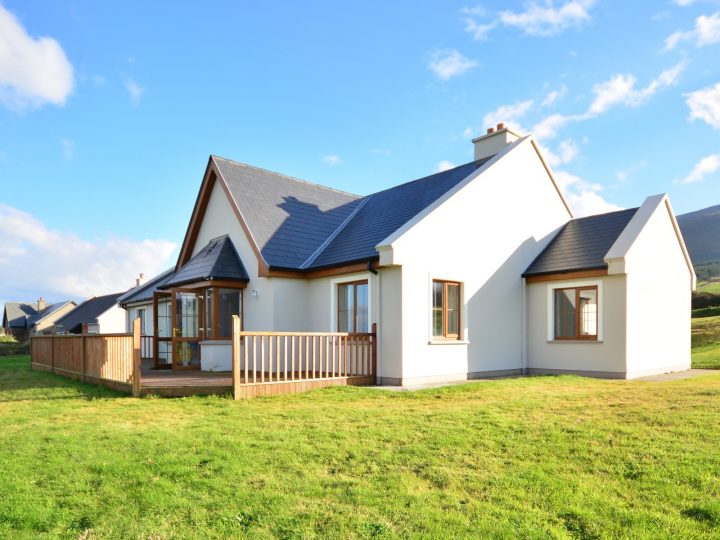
[140,367,373,397]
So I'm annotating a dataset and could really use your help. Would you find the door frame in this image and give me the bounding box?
[152,291,172,370]
[171,288,203,370]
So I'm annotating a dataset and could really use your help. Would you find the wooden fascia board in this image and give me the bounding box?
[524,268,608,283]
[264,260,380,279]
[175,157,270,278]
[529,137,574,219]
[176,157,218,271]
[662,197,697,290]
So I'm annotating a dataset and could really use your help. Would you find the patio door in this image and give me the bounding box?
[153,291,172,369]
[171,288,202,370]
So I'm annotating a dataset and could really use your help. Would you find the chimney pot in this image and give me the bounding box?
[487,127,495,134]
[496,122,505,130]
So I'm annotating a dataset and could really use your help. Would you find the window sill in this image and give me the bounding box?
[428,339,469,346]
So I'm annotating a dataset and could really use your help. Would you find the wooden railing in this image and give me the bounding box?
[141,335,154,359]
[231,318,376,399]
[31,319,142,396]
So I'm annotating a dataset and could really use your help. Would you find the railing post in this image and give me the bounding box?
[81,333,87,383]
[371,323,378,379]
[232,315,241,400]
[132,318,142,397]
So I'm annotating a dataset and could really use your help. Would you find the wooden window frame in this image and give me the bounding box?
[203,286,243,340]
[553,285,598,341]
[337,280,369,333]
[432,279,462,340]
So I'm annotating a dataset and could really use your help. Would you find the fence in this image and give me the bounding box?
[30,319,142,396]
[230,317,376,399]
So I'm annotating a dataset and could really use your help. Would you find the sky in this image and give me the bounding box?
[1,0,720,308]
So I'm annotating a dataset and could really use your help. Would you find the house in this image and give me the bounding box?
[2,298,77,341]
[53,292,127,334]
[120,124,695,382]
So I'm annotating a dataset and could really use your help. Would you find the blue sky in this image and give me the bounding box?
[1,0,719,306]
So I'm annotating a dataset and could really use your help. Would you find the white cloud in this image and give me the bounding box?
[60,138,75,160]
[428,49,478,80]
[678,151,720,184]
[541,85,567,107]
[322,155,342,166]
[499,0,596,37]
[0,5,74,111]
[532,113,572,140]
[0,204,177,302]
[482,99,534,132]
[436,160,455,172]
[371,148,391,156]
[674,0,698,5]
[585,62,685,117]
[463,1,595,40]
[686,82,720,129]
[542,139,580,168]
[553,170,622,217]
[616,159,647,181]
[124,78,144,106]
[664,11,720,50]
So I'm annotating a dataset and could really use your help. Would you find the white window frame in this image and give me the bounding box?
[329,273,372,332]
[546,279,603,342]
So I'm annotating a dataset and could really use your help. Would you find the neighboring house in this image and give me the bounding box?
[2,298,77,341]
[54,292,127,334]
[121,125,695,381]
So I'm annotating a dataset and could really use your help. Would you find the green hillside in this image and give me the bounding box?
[677,205,720,277]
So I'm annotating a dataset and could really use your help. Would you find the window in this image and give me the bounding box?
[137,308,146,335]
[553,286,598,340]
[202,287,242,339]
[337,280,368,333]
[432,280,461,339]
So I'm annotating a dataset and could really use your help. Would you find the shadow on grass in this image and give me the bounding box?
[0,355,126,402]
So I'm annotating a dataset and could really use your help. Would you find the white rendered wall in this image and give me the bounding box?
[385,139,571,384]
[125,302,154,334]
[526,275,628,376]
[97,304,127,333]
[624,205,691,377]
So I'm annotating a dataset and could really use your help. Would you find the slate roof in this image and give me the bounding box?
[307,158,494,269]
[523,208,639,277]
[55,292,125,334]
[117,268,175,306]
[214,157,362,269]
[3,301,75,329]
[163,235,249,288]
[212,155,495,271]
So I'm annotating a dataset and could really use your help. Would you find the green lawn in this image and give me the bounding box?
[1,352,720,539]
[697,280,720,295]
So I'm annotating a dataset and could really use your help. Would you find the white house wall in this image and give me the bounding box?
[526,275,628,376]
[96,304,127,333]
[126,302,154,335]
[386,139,571,384]
[623,204,691,377]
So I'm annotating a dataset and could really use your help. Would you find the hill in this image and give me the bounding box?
[677,204,720,279]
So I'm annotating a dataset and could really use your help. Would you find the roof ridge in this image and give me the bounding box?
[299,196,372,269]
[570,207,637,222]
[363,159,482,199]
[211,155,361,199]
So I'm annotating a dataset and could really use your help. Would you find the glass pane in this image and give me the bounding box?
[157,300,171,338]
[338,284,350,312]
[432,309,443,337]
[218,289,241,338]
[579,289,597,336]
[205,289,214,338]
[158,341,172,366]
[554,289,577,338]
[357,283,368,332]
[432,281,443,309]
[175,341,200,367]
[175,292,198,338]
[447,284,459,311]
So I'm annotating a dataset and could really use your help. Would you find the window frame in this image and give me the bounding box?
[202,286,243,340]
[432,279,462,340]
[552,285,599,341]
[336,279,369,333]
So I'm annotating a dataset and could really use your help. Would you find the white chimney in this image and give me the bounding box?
[135,272,145,288]
[472,123,521,161]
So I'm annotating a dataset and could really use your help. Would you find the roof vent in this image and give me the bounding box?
[472,122,522,161]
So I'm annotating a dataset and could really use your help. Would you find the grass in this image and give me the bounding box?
[697,280,720,295]
[1,351,720,539]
